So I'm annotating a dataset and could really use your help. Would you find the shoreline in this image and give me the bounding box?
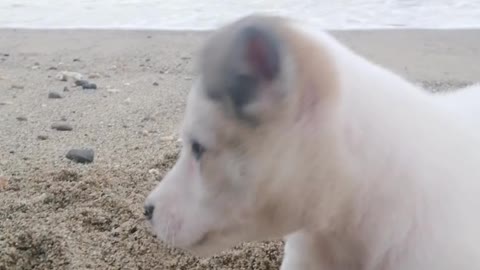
[1,28,479,83]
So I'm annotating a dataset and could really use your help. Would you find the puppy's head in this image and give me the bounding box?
[144,15,341,257]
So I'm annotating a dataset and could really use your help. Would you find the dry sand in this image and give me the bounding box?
[1,28,480,269]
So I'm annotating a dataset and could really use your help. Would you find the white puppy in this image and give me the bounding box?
[144,14,480,270]
[435,83,480,127]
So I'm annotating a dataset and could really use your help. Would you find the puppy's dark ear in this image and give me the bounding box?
[201,18,285,124]
[241,25,281,82]
[226,25,282,111]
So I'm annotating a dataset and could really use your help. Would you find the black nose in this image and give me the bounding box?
[144,204,155,220]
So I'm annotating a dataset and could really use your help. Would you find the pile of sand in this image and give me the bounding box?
[0,149,283,269]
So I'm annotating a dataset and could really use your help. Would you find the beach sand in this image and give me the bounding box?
[1,28,479,269]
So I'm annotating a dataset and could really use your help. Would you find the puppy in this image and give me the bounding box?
[144,14,480,270]
[435,84,480,127]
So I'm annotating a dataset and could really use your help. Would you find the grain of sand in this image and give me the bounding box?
[1,29,480,269]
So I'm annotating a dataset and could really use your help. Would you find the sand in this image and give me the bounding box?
[1,28,479,269]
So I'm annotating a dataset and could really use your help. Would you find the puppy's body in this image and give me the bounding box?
[145,15,480,270]
[435,84,480,127]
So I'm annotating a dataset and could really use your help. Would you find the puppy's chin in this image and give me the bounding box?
[182,245,226,258]
[147,224,230,258]
[169,236,233,259]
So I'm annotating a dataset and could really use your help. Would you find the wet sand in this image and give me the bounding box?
[1,28,479,269]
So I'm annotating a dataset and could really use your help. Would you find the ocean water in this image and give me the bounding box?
[0,0,479,30]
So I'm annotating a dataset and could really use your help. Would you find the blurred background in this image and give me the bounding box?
[1,0,479,30]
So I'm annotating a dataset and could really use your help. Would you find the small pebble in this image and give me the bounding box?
[107,88,120,93]
[48,66,58,70]
[160,135,175,141]
[142,116,155,122]
[0,176,8,191]
[37,135,48,140]
[148,169,160,175]
[51,123,73,131]
[141,130,149,136]
[0,101,13,106]
[3,53,9,57]
[56,71,83,81]
[57,74,68,81]
[63,86,69,92]
[153,82,159,86]
[88,73,101,79]
[75,79,89,86]
[66,148,95,164]
[48,91,63,99]
[73,58,81,62]
[16,116,27,121]
[11,84,24,90]
[82,83,97,90]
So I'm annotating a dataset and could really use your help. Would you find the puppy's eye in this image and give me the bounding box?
[191,140,205,160]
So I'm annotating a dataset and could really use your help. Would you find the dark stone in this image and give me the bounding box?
[37,135,48,140]
[66,149,94,164]
[11,85,24,90]
[16,116,27,121]
[82,83,97,90]
[48,91,63,99]
[63,86,69,92]
[142,116,156,122]
[129,226,138,234]
[48,66,58,70]
[3,53,9,57]
[75,80,89,87]
[51,123,73,131]
[73,58,81,62]
[153,82,159,86]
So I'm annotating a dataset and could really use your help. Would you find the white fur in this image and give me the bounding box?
[434,83,480,127]
[145,16,480,270]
